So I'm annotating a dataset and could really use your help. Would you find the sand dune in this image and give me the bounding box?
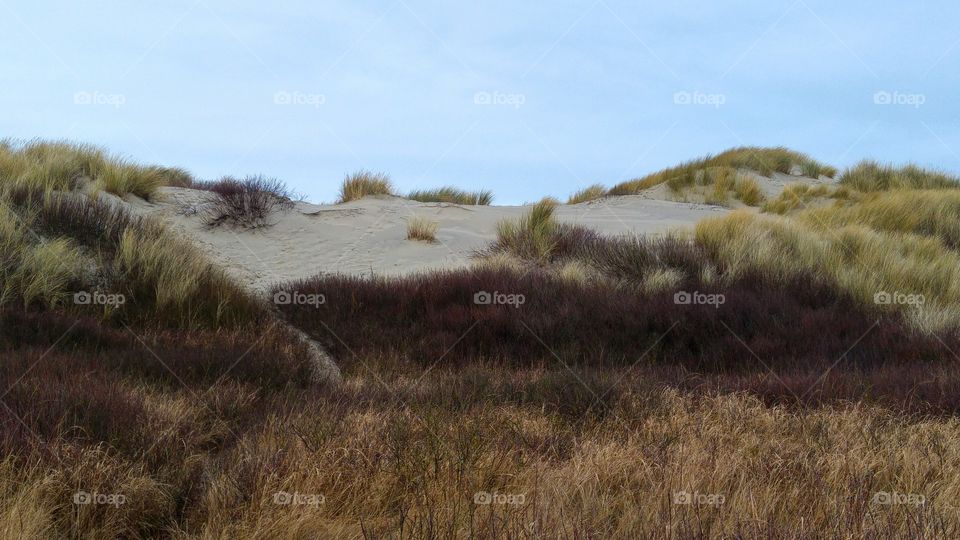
[124,171,832,292]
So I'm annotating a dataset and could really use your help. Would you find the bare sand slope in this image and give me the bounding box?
[125,172,831,291]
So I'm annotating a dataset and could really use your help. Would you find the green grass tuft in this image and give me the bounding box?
[407,187,493,205]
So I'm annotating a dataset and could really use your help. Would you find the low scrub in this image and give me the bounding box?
[202,175,294,228]
[339,170,394,202]
[274,265,952,374]
[407,187,493,205]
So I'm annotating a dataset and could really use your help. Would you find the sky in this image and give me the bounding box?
[3,0,959,204]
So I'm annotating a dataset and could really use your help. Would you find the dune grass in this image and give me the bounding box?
[567,184,607,204]
[0,188,264,328]
[732,175,764,206]
[494,198,564,264]
[762,183,835,214]
[696,210,960,331]
[0,139,188,200]
[338,170,394,202]
[406,215,438,242]
[407,187,493,205]
[0,205,85,308]
[797,189,960,248]
[840,161,960,191]
[93,160,167,200]
[609,147,837,196]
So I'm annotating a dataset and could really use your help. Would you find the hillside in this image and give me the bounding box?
[2,140,960,538]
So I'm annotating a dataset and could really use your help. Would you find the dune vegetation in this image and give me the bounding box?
[3,140,960,537]
[567,183,607,204]
[338,170,394,202]
[407,186,493,205]
[840,160,960,191]
[406,215,439,242]
[0,139,183,200]
[608,146,837,200]
[200,175,295,229]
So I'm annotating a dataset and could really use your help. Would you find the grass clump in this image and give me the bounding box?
[696,210,960,331]
[494,198,561,264]
[0,189,264,328]
[0,205,85,308]
[202,175,294,229]
[762,183,833,214]
[0,139,192,200]
[94,161,166,200]
[144,165,194,188]
[733,175,765,206]
[338,170,394,203]
[407,187,493,205]
[799,189,960,249]
[567,184,607,204]
[839,161,960,191]
[406,215,438,242]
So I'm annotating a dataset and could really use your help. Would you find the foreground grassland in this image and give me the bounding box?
[2,140,960,538]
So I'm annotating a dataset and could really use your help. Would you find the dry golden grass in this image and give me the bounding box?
[567,184,607,204]
[609,147,836,196]
[338,170,394,202]
[0,189,262,328]
[762,183,835,214]
[840,161,960,191]
[0,140,169,200]
[732,175,764,206]
[799,189,960,248]
[696,209,960,331]
[94,160,166,200]
[406,215,438,242]
[7,364,956,538]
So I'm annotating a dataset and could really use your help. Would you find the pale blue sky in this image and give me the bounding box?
[3,1,958,203]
